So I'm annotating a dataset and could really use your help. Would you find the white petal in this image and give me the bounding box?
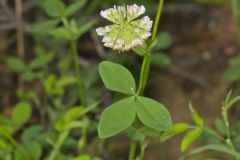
[104,42,114,48]
[127,4,145,21]
[100,7,118,23]
[131,39,143,47]
[140,32,151,39]
[139,16,153,31]
[96,26,111,36]
[102,36,112,43]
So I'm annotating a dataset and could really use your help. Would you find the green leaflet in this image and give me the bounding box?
[98,97,136,138]
[181,128,203,152]
[99,61,136,95]
[136,97,172,131]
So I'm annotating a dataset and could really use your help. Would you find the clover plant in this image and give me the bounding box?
[96,2,172,159]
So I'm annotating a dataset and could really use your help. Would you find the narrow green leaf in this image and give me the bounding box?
[224,96,240,110]
[188,144,240,158]
[223,67,240,81]
[151,53,171,68]
[7,58,26,72]
[75,22,94,38]
[66,0,87,16]
[42,0,66,18]
[181,128,203,152]
[99,61,136,95]
[29,55,49,69]
[98,97,136,138]
[214,118,226,135]
[12,102,32,126]
[160,123,189,142]
[156,31,173,50]
[136,97,172,131]
[32,20,59,35]
[56,76,77,87]
[64,107,84,122]
[189,103,204,126]
[49,27,71,40]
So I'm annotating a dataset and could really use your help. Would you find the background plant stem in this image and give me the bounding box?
[15,0,25,88]
[48,130,70,160]
[222,107,236,150]
[71,40,85,105]
[71,40,88,153]
[128,0,165,159]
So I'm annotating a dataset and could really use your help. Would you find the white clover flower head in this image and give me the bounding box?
[96,4,153,52]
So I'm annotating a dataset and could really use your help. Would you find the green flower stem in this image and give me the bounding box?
[1,131,30,159]
[203,126,225,143]
[79,123,88,153]
[222,107,236,151]
[71,40,85,105]
[139,142,146,160]
[128,138,137,160]
[152,0,165,41]
[129,0,165,159]
[137,54,151,95]
[48,130,70,160]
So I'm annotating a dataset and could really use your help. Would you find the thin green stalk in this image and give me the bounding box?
[128,140,137,160]
[0,131,30,159]
[137,54,151,96]
[203,127,225,143]
[48,130,70,160]
[71,40,85,105]
[71,41,88,153]
[222,107,236,151]
[139,142,147,160]
[79,124,88,153]
[222,107,239,160]
[152,0,165,41]
[15,0,25,89]
[128,0,165,159]
[128,118,139,160]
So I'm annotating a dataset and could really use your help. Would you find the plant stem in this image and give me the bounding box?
[71,41,89,153]
[128,139,137,160]
[139,142,147,160]
[48,130,70,160]
[152,0,165,41]
[15,0,25,88]
[137,54,151,95]
[71,40,85,105]
[128,0,165,159]
[203,126,225,143]
[222,107,236,151]
[79,122,88,153]
[15,0,25,59]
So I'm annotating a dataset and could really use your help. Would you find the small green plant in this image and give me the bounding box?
[96,2,172,159]
[1,0,102,159]
[161,91,240,160]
